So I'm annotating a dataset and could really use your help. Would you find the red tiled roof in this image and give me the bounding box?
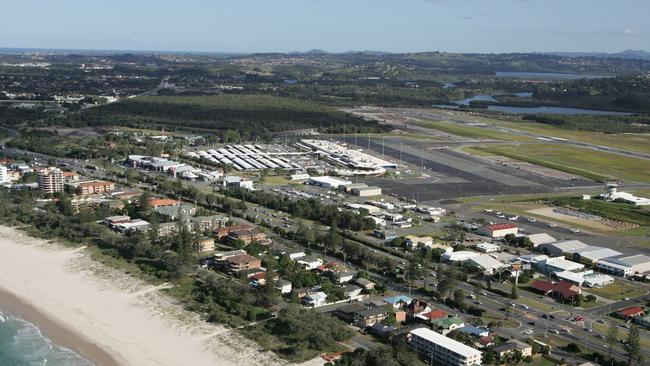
[617,306,645,317]
[78,181,113,188]
[531,279,555,293]
[532,279,579,298]
[422,309,448,320]
[147,198,179,207]
[486,223,517,231]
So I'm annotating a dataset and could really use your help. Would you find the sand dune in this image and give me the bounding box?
[0,226,286,366]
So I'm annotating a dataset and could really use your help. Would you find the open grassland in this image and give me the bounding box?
[473,144,650,183]
[584,280,647,301]
[494,120,650,155]
[412,119,534,142]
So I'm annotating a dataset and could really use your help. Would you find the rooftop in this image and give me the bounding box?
[409,328,481,358]
[485,223,517,231]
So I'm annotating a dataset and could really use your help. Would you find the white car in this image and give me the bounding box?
[522,329,534,335]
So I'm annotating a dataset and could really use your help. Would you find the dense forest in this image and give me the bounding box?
[523,114,650,133]
[62,94,388,139]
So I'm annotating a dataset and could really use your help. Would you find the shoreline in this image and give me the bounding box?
[0,225,276,366]
[0,286,122,366]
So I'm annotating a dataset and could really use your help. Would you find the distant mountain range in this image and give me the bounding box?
[547,50,650,60]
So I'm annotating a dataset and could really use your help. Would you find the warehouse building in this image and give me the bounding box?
[441,251,480,263]
[477,223,518,239]
[542,257,585,273]
[570,246,621,265]
[475,243,500,253]
[538,240,589,257]
[525,233,556,248]
[352,186,382,197]
[308,176,352,189]
[341,182,368,193]
[468,255,506,274]
[409,327,482,366]
[597,254,650,277]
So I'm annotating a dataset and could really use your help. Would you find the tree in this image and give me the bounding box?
[606,321,619,358]
[454,288,466,307]
[504,302,512,320]
[405,258,423,297]
[511,281,519,300]
[624,324,642,366]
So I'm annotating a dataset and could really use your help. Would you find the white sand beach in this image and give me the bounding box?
[0,226,289,366]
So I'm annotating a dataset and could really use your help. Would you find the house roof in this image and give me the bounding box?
[383,295,412,305]
[432,316,464,328]
[407,299,429,313]
[458,325,490,337]
[226,254,260,265]
[146,198,179,207]
[617,306,645,317]
[422,309,449,320]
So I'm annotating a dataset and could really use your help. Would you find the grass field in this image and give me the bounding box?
[412,119,534,142]
[584,280,647,301]
[494,120,650,155]
[473,144,650,183]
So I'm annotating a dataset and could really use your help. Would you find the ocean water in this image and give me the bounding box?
[0,309,94,366]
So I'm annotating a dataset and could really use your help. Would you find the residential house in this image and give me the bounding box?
[296,256,324,270]
[405,235,434,249]
[303,292,328,307]
[274,279,292,294]
[383,295,412,310]
[491,340,533,359]
[416,309,449,323]
[343,284,363,300]
[354,306,391,327]
[406,299,431,319]
[431,316,466,335]
[457,325,490,338]
[355,278,375,290]
[332,270,357,285]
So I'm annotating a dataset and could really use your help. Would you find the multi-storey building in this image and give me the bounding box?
[38,167,64,194]
[409,327,482,366]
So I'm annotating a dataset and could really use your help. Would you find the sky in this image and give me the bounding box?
[1,0,648,54]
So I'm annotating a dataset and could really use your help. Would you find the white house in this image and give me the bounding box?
[275,279,293,294]
[303,292,327,307]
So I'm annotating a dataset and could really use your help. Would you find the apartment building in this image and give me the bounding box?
[38,167,64,194]
[409,327,482,366]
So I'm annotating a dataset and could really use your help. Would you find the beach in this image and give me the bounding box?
[0,226,287,366]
